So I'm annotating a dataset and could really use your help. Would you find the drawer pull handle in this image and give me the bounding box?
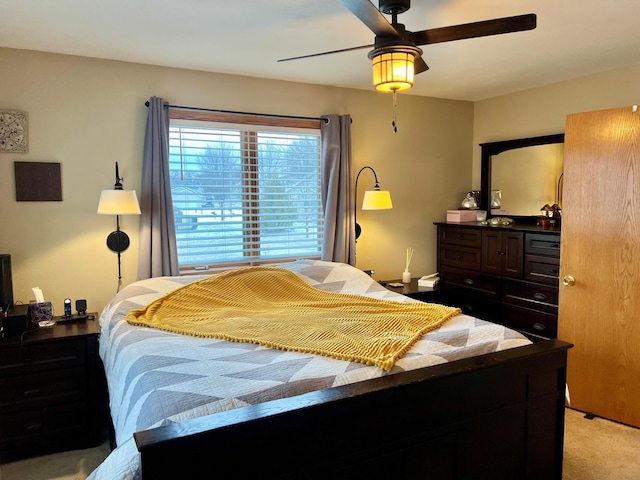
[532,323,547,331]
[463,278,474,285]
[457,255,464,259]
[533,293,547,301]
[550,269,558,274]
[25,423,42,433]
[23,388,41,397]
[551,244,559,248]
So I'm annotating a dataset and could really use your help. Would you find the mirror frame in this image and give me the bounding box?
[480,133,565,223]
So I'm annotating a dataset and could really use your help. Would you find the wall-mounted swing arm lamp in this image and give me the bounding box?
[354,166,393,240]
[97,162,141,290]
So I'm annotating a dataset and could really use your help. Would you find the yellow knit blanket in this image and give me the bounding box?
[126,266,460,371]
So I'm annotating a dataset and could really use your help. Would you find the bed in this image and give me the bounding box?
[89,260,570,480]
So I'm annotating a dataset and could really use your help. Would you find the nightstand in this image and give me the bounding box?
[381,278,448,303]
[0,313,107,462]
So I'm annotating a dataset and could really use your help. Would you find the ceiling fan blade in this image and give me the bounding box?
[340,0,400,37]
[414,56,429,74]
[278,44,374,63]
[409,14,536,46]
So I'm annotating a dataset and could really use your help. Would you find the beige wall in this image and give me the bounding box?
[0,47,473,314]
[473,64,640,188]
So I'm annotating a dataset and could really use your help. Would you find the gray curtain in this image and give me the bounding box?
[321,114,355,265]
[137,96,179,279]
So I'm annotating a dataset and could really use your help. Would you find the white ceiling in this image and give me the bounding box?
[1,0,640,101]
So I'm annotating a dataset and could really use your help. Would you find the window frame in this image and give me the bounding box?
[169,109,323,274]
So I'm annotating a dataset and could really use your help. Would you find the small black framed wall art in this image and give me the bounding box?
[14,161,63,202]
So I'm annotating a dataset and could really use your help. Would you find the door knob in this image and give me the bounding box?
[562,275,576,287]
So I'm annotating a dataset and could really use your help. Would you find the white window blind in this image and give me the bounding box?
[169,119,323,270]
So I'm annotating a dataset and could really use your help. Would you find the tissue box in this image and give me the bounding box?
[447,210,478,223]
[28,301,53,324]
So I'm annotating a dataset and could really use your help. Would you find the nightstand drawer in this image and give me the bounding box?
[0,366,87,412]
[0,339,86,375]
[0,401,89,445]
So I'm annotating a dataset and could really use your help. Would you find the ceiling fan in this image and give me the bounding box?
[279,0,536,93]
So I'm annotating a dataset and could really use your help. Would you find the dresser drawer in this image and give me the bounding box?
[439,227,482,247]
[524,255,560,285]
[501,303,557,338]
[0,366,87,413]
[440,266,500,299]
[440,245,482,271]
[525,233,561,258]
[0,338,87,375]
[502,279,558,314]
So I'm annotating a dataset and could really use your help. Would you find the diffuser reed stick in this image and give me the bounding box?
[405,247,414,272]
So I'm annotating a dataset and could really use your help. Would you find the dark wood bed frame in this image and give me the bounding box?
[134,337,571,479]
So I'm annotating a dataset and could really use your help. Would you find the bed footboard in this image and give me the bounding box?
[135,339,570,480]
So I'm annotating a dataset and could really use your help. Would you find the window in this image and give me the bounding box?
[168,113,323,271]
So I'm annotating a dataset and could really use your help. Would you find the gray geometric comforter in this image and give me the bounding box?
[88,260,531,480]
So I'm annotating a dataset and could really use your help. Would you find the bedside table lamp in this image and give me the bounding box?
[97,162,141,290]
[355,166,393,239]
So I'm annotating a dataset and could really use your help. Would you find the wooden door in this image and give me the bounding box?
[559,105,640,427]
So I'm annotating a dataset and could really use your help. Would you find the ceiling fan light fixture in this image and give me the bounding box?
[370,45,422,92]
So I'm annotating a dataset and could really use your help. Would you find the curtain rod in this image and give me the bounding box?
[144,101,329,124]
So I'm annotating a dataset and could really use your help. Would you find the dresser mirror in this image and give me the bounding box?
[480,134,565,221]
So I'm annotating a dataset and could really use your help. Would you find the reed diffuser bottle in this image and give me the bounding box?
[403,247,414,283]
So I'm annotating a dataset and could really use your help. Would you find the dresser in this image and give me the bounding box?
[0,314,106,462]
[435,222,561,338]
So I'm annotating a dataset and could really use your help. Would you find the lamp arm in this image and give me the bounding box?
[355,166,380,189]
[114,161,123,190]
[354,165,380,240]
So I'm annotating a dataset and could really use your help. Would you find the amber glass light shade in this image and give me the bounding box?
[370,46,421,93]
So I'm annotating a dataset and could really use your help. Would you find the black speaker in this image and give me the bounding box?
[0,254,13,311]
[76,299,87,315]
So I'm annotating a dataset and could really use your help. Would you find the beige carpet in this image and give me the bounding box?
[1,408,639,479]
[563,408,640,480]
[0,441,110,480]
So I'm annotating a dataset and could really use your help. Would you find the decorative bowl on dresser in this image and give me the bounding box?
[0,313,107,462]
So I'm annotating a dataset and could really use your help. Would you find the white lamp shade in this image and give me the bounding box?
[97,189,141,215]
[362,190,393,210]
